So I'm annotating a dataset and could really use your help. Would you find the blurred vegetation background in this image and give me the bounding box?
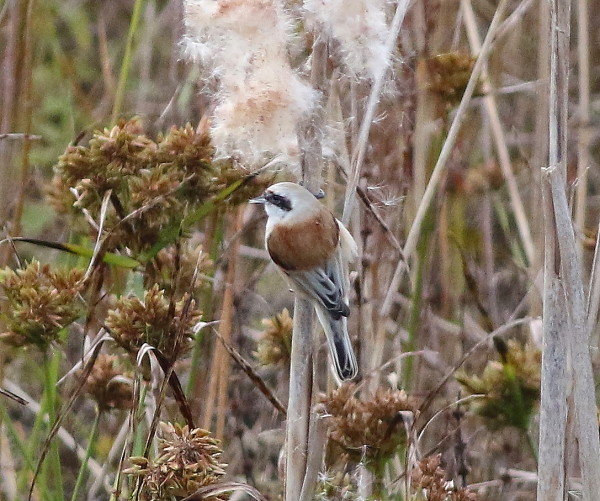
[0,0,597,500]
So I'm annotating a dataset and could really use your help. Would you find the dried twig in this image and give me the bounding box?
[342,0,411,224]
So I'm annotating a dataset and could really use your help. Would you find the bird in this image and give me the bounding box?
[250,182,358,381]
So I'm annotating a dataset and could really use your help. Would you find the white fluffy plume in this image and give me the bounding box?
[183,0,317,166]
[303,0,390,79]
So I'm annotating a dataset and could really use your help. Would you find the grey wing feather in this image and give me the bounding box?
[287,255,349,319]
[286,247,358,382]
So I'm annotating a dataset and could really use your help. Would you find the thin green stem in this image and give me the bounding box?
[404,209,432,390]
[16,363,46,495]
[369,457,389,501]
[525,430,539,466]
[69,407,101,501]
[187,213,223,397]
[43,350,64,501]
[111,0,145,122]
[403,255,424,390]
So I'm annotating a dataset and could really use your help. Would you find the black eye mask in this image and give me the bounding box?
[265,192,292,211]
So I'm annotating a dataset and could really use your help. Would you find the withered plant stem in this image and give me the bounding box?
[215,208,243,440]
[575,0,591,262]
[12,0,35,239]
[285,29,327,501]
[461,0,534,265]
[342,0,410,225]
[539,0,600,498]
[381,0,511,318]
[202,208,241,440]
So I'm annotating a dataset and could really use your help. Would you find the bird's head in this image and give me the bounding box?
[250,182,320,223]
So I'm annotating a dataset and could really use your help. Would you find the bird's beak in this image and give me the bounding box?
[249,194,266,204]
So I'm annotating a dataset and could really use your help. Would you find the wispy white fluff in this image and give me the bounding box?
[303,0,389,79]
[183,0,317,167]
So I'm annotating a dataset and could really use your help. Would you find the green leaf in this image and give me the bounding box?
[10,238,140,268]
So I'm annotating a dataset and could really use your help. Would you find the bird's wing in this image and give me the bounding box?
[287,255,349,319]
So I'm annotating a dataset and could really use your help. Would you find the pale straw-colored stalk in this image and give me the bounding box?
[575,0,591,263]
[202,208,242,440]
[341,0,411,225]
[285,32,326,501]
[538,176,568,501]
[381,0,510,317]
[461,0,534,265]
[215,208,243,440]
[539,0,600,499]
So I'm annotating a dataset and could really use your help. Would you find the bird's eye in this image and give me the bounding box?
[265,192,292,211]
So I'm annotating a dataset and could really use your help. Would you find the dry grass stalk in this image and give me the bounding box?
[298,406,329,501]
[539,0,600,499]
[586,223,600,341]
[381,0,510,317]
[460,0,534,265]
[575,0,591,262]
[202,208,242,440]
[215,208,243,440]
[285,299,315,500]
[341,0,411,224]
[537,254,567,501]
[285,28,326,501]
[547,173,600,498]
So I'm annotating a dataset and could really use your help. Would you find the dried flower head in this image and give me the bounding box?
[48,119,264,254]
[456,339,541,431]
[125,422,228,500]
[255,308,293,367]
[323,384,415,463]
[0,261,83,349]
[49,119,154,214]
[424,53,478,106]
[105,285,201,360]
[148,241,214,295]
[78,354,133,411]
[411,455,478,501]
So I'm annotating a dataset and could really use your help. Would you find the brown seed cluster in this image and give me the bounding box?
[148,241,214,296]
[323,384,416,463]
[424,52,478,106]
[0,260,84,349]
[78,354,133,411]
[125,422,228,501]
[48,119,269,254]
[411,454,478,501]
[456,340,541,431]
[254,308,293,367]
[105,284,201,360]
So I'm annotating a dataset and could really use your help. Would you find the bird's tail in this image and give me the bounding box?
[315,306,358,382]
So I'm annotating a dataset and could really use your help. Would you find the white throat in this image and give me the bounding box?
[264,203,290,235]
